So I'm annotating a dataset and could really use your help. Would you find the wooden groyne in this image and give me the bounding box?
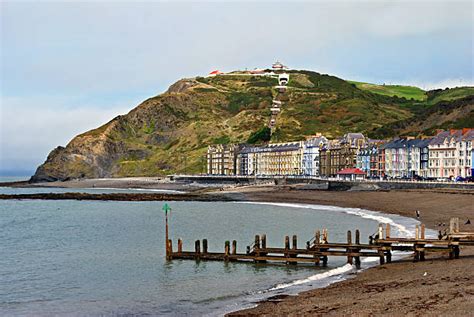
[0,192,236,202]
[166,218,474,268]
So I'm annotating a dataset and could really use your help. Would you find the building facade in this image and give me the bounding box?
[302,134,328,177]
[320,133,366,177]
[207,144,238,175]
[428,129,473,179]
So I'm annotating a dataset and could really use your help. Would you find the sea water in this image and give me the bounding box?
[0,187,428,316]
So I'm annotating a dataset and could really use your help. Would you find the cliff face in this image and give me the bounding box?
[31,71,474,182]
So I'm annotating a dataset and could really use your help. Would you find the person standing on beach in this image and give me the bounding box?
[416,210,420,219]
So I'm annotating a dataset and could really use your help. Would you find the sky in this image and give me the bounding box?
[1,0,473,175]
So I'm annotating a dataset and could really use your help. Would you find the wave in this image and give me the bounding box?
[226,201,437,311]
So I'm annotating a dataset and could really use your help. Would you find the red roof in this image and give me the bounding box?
[337,168,366,175]
[209,70,222,75]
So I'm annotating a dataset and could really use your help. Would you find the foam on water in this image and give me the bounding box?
[220,201,438,315]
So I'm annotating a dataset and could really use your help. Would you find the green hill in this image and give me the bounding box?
[31,70,474,181]
[348,81,426,101]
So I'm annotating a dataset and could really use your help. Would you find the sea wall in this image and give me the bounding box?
[171,175,474,191]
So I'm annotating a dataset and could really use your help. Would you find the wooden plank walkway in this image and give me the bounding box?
[166,217,474,268]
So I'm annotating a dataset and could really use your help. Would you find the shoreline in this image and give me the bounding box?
[1,179,473,315]
[227,187,474,316]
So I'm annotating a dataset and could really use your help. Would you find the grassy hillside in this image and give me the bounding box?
[32,70,474,181]
[426,87,474,105]
[348,81,426,101]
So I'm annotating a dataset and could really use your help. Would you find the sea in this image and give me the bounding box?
[0,177,433,316]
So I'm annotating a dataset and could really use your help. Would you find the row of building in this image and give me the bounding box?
[207,129,474,180]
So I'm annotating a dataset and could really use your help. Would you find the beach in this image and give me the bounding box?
[228,186,474,316]
[3,179,474,315]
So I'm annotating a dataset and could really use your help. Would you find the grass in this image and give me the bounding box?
[349,81,427,101]
[426,87,474,105]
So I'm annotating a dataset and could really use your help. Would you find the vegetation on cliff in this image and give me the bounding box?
[31,70,474,181]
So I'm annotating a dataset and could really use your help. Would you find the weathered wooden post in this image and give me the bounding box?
[322,229,328,266]
[355,229,361,269]
[414,225,420,262]
[224,241,230,261]
[254,235,260,256]
[378,247,385,265]
[386,223,391,239]
[261,234,267,249]
[178,238,183,254]
[313,230,321,265]
[289,235,298,265]
[347,230,353,265]
[202,239,208,254]
[232,240,237,255]
[284,235,290,262]
[419,223,426,261]
[167,239,173,260]
[378,224,383,240]
[195,240,201,260]
[450,217,459,234]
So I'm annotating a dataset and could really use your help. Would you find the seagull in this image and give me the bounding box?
[423,272,428,277]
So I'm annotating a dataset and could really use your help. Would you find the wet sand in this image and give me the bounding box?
[228,187,474,316]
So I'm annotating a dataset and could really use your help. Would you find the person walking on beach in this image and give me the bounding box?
[415,210,420,219]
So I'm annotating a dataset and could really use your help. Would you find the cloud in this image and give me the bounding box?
[0,95,130,172]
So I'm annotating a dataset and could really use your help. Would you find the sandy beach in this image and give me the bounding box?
[228,186,474,316]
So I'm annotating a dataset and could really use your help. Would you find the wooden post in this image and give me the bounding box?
[386,247,392,263]
[284,235,290,261]
[315,230,321,245]
[419,224,426,261]
[292,235,297,250]
[232,240,237,255]
[449,218,459,234]
[378,224,383,240]
[414,245,420,262]
[178,238,183,254]
[355,229,361,269]
[167,239,173,260]
[224,241,230,261]
[255,235,260,249]
[195,240,200,260]
[386,223,391,239]
[379,248,385,265]
[203,239,208,254]
[322,229,328,266]
[261,234,267,249]
[415,225,419,240]
[347,230,353,265]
